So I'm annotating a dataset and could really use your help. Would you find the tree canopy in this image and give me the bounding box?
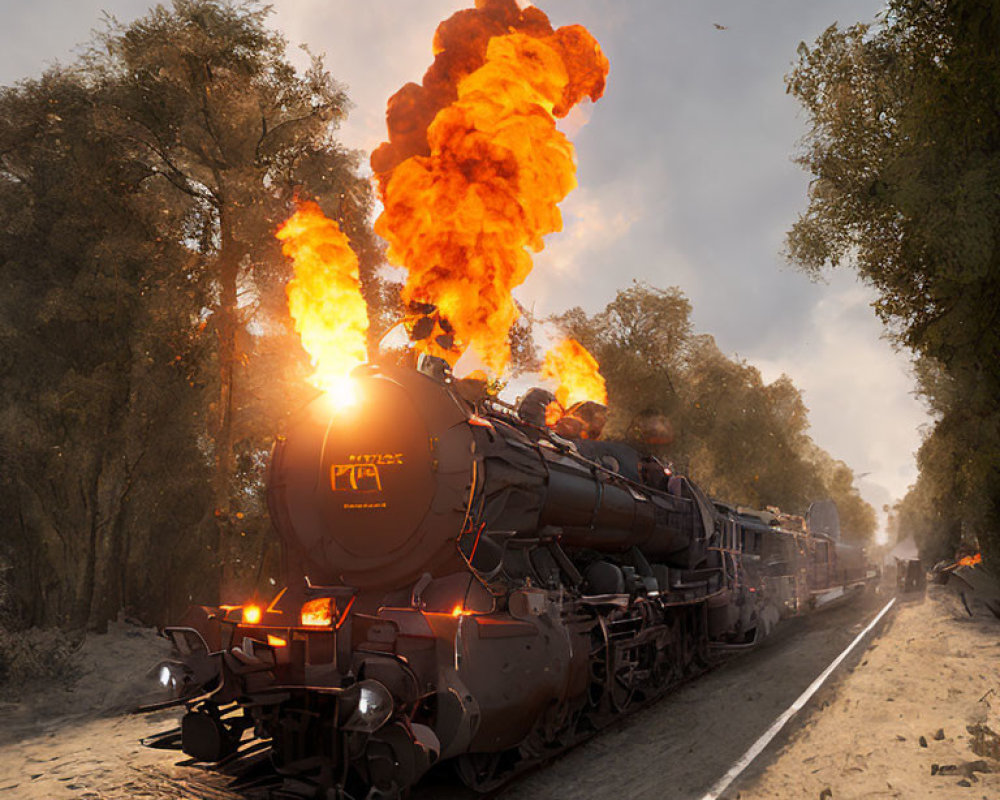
[787,0,1000,568]
[0,0,382,629]
[553,284,877,543]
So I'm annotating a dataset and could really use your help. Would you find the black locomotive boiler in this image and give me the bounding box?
[147,359,875,798]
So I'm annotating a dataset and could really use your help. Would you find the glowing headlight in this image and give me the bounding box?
[158,665,175,689]
[318,375,359,412]
[342,679,393,733]
[150,660,189,698]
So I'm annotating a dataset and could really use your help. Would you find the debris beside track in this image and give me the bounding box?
[736,583,1000,799]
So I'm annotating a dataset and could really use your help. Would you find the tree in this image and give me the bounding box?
[0,67,212,628]
[92,0,383,596]
[807,448,879,543]
[786,0,1000,565]
[681,338,828,516]
[550,284,877,543]
[551,283,691,437]
[0,1,382,629]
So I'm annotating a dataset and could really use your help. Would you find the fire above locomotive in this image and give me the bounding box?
[146,357,876,799]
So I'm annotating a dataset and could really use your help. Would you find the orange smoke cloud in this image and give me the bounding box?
[276,201,369,400]
[541,338,608,409]
[372,0,608,373]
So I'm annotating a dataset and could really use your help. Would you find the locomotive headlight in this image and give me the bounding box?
[320,375,359,412]
[341,679,393,733]
[149,660,190,698]
[158,665,174,689]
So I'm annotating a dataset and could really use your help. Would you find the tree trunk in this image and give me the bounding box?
[213,202,241,601]
[73,472,102,630]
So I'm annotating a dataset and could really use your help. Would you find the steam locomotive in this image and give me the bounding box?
[147,359,875,798]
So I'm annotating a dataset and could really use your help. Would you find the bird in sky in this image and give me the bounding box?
[713,23,728,31]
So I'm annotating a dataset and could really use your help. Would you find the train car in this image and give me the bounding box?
[144,359,875,799]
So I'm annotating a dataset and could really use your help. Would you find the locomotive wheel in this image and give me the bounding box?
[659,616,680,686]
[587,617,611,709]
[537,700,579,750]
[609,642,638,713]
[636,638,664,699]
[588,612,640,714]
[649,654,673,695]
[692,607,713,671]
[658,611,694,682]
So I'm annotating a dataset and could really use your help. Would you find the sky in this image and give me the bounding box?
[0,0,931,541]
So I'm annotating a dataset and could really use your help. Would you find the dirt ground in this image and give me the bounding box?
[1,582,997,800]
[735,584,1000,800]
[0,621,236,799]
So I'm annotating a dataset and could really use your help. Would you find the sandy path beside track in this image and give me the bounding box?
[0,709,239,800]
[735,584,1000,800]
[0,621,240,800]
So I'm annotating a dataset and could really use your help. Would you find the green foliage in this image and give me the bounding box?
[551,283,877,544]
[787,0,1000,568]
[0,66,211,629]
[0,1,385,629]
[0,626,80,692]
[552,284,691,435]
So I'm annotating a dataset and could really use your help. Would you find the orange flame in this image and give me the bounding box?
[544,400,564,427]
[957,552,982,567]
[276,201,368,403]
[372,0,608,373]
[541,338,607,409]
[300,597,335,627]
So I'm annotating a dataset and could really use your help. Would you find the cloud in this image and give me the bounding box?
[0,0,152,85]
[270,0,470,153]
[750,270,927,541]
[516,182,643,315]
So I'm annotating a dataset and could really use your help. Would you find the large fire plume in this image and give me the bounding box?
[372,0,608,374]
[542,338,608,409]
[276,201,369,404]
